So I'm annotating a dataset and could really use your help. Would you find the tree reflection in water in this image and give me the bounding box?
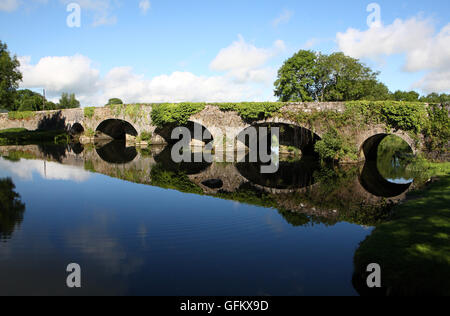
[0,178,25,241]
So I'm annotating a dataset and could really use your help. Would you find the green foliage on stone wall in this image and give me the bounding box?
[422,104,450,153]
[151,103,206,128]
[214,102,286,122]
[84,107,95,119]
[7,111,36,120]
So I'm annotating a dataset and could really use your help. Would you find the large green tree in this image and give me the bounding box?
[0,41,22,111]
[274,50,388,102]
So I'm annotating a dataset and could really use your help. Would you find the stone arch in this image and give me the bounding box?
[68,122,84,135]
[357,127,417,161]
[154,119,215,147]
[95,119,138,140]
[236,119,321,156]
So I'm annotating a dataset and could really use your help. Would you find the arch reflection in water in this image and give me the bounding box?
[359,135,414,198]
[153,145,212,175]
[359,161,412,198]
[236,155,320,190]
[95,141,138,164]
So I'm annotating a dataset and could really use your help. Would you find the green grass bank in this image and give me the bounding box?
[353,162,450,296]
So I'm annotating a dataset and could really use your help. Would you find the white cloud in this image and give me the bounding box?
[101,68,258,103]
[0,158,91,182]
[19,55,101,99]
[19,36,283,105]
[210,35,285,83]
[0,0,20,12]
[139,0,150,14]
[336,17,450,93]
[272,9,294,28]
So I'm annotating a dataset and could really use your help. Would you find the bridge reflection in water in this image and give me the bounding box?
[0,138,414,228]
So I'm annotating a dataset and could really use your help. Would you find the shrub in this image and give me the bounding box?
[315,129,344,161]
[84,107,95,119]
[151,103,206,128]
[84,128,96,137]
[140,131,152,142]
[8,111,35,120]
[215,102,286,122]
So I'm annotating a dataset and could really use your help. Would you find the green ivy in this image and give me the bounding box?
[214,102,286,122]
[7,111,35,120]
[151,103,206,128]
[84,107,95,119]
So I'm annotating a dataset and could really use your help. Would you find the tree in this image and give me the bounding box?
[14,89,45,111]
[392,90,420,102]
[0,178,25,240]
[274,50,388,102]
[106,98,123,106]
[420,93,450,104]
[0,41,22,111]
[274,50,318,102]
[58,92,80,109]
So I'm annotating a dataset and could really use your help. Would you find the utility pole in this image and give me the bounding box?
[43,89,46,111]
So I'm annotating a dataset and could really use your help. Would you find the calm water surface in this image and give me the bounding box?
[0,142,414,295]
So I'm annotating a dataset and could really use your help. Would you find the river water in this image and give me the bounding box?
[0,141,414,295]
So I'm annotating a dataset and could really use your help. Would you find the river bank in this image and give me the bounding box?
[353,161,450,296]
[0,128,69,145]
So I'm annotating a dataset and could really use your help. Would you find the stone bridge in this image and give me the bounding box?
[0,102,421,161]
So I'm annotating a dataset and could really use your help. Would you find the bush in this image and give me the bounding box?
[8,111,35,120]
[423,104,450,152]
[151,103,206,128]
[84,128,96,137]
[140,131,152,142]
[215,102,285,122]
[84,107,95,119]
[315,129,344,161]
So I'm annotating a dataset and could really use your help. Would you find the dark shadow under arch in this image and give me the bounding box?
[96,119,138,140]
[69,123,84,136]
[153,145,212,175]
[154,121,214,145]
[237,123,321,157]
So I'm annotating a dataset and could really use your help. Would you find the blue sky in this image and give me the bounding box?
[0,0,449,106]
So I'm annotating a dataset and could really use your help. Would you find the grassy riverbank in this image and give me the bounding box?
[353,162,450,296]
[0,128,69,145]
